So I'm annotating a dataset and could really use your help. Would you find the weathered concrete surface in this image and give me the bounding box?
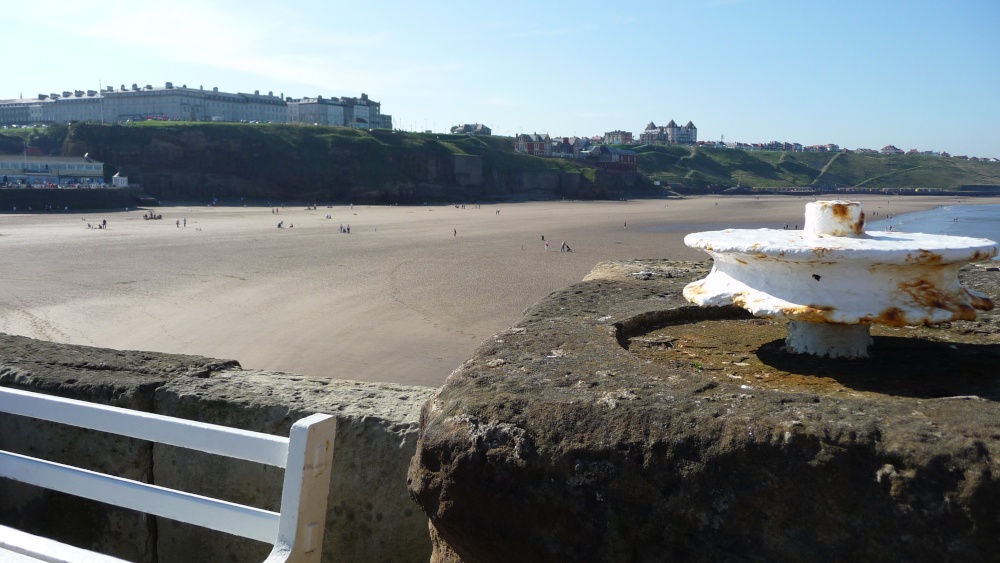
[408,259,1000,562]
[0,334,435,563]
[0,337,233,562]
[153,372,434,563]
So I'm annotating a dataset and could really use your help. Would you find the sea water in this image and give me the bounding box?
[867,203,1000,260]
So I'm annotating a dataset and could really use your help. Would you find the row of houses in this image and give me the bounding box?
[721,142,997,160]
[711,141,840,152]
[0,83,392,129]
[513,134,636,171]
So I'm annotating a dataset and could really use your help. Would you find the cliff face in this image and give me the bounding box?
[56,123,642,203]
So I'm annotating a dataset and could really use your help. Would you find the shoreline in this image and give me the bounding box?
[2,194,997,387]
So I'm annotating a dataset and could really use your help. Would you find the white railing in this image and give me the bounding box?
[0,386,337,563]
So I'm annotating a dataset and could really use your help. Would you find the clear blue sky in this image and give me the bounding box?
[3,0,998,157]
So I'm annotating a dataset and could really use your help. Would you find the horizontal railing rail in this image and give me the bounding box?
[0,387,288,467]
[0,386,337,562]
[0,450,280,542]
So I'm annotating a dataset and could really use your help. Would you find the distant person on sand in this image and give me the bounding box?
[176,220,180,228]
[102,219,107,229]
[454,229,457,237]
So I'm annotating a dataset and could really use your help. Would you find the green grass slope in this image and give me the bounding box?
[6,122,619,202]
[633,145,1000,191]
[3,123,998,200]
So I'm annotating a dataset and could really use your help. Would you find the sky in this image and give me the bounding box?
[3,0,998,157]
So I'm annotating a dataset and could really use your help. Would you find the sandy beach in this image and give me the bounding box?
[1,194,994,387]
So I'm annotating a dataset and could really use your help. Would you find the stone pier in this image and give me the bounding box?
[408,259,1000,562]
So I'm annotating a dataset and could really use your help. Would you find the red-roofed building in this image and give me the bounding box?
[514,133,552,156]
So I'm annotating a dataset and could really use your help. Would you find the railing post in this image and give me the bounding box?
[265,413,337,563]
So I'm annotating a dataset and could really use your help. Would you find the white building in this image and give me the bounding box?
[639,120,697,145]
[0,155,104,185]
[0,83,392,129]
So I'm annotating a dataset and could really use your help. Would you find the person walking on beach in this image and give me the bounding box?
[176,220,180,228]
[183,218,187,227]
[544,240,549,251]
[102,219,107,229]
[454,229,457,237]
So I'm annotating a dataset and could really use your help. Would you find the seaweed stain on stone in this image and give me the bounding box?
[622,310,1000,400]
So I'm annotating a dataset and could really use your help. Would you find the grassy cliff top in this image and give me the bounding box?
[3,122,998,193]
[631,144,1000,191]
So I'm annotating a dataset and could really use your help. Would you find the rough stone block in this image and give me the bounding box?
[409,260,1000,562]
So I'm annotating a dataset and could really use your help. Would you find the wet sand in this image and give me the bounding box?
[1,195,992,387]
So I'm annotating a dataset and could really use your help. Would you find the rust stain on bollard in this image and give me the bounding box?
[682,200,998,358]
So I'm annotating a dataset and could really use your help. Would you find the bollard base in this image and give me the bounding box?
[785,321,873,359]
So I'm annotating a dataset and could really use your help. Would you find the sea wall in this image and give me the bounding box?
[0,334,435,562]
[0,187,136,212]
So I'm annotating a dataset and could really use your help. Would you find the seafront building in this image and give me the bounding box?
[513,133,552,156]
[640,120,698,145]
[604,130,634,144]
[0,155,104,186]
[0,83,392,129]
[450,123,492,136]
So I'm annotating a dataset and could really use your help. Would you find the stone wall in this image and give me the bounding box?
[408,260,1000,562]
[0,334,435,562]
[0,188,136,212]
